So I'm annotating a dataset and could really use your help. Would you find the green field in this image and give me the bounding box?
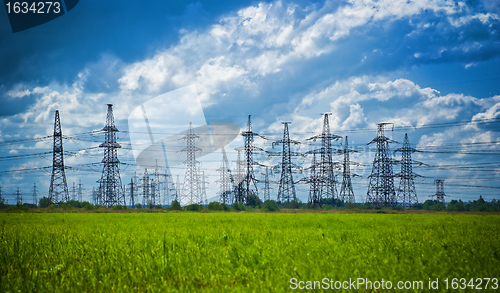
[1,212,499,292]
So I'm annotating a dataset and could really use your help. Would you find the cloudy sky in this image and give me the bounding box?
[0,0,499,205]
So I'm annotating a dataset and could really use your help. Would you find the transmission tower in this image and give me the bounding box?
[163,171,176,206]
[180,122,202,205]
[128,172,138,208]
[339,136,356,204]
[238,115,266,204]
[430,179,447,205]
[32,183,38,205]
[366,123,397,207]
[199,169,209,205]
[306,113,341,203]
[217,148,233,204]
[151,161,162,206]
[98,104,125,207]
[272,122,302,203]
[142,168,151,206]
[15,187,22,204]
[395,133,421,208]
[263,166,272,201]
[77,180,84,202]
[48,110,69,204]
[234,149,245,204]
[306,152,322,207]
[71,182,76,201]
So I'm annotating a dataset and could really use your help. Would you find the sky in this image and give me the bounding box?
[0,0,499,205]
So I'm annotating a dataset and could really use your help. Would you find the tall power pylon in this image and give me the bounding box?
[237,115,266,204]
[339,136,356,204]
[180,122,201,205]
[306,152,323,207]
[199,169,209,205]
[263,166,272,201]
[142,168,150,206]
[151,161,162,206]
[98,104,125,207]
[217,148,233,204]
[15,187,22,204]
[306,113,341,203]
[71,182,76,201]
[129,173,138,208]
[430,179,447,205]
[77,180,84,202]
[272,122,302,203]
[366,123,397,207]
[32,183,38,205]
[48,110,69,204]
[234,149,245,203]
[395,133,421,208]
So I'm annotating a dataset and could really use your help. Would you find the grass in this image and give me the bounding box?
[0,213,499,292]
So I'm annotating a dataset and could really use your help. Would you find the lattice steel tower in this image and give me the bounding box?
[98,104,125,207]
[430,179,447,205]
[180,122,201,205]
[32,183,38,205]
[306,152,323,207]
[129,173,138,208]
[234,149,245,203]
[395,133,420,208]
[339,136,356,203]
[151,161,162,205]
[306,113,341,202]
[366,123,396,207]
[49,110,69,204]
[217,148,234,204]
[15,187,22,204]
[263,166,272,201]
[142,168,150,206]
[239,115,266,204]
[273,122,301,203]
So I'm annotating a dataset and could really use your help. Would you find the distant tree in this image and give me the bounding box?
[39,197,52,208]
[232,202,246,211]
[262,200,279,212]
[430,202,445,211]
[283,199,303,209]
[169,200,182,211]
[246,193,263,208]
[207,201,229,211]
[411,203,424,210]
[135,203,142,209]
[455,200,466,211]
[422,199,437,210]
[185,204,203,211]
[155,204,163,209]
[148,202,154,209]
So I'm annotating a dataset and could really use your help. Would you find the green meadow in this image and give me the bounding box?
[1,212,499,292]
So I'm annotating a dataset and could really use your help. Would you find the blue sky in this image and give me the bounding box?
[0,0,499,204]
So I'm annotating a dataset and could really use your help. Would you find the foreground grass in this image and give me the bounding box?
[0,213,499,292]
